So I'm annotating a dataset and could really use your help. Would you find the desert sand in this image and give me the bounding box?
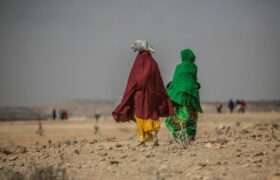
[0,112,279,180]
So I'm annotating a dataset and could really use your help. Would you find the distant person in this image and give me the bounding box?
[165,49,203,143]
[112,40,174,146]
[216,103,223,113]
[228,99,235,113]
[59,110,63,120]
[237,99,247,113]
[52,109,57,120]
[63,110,68,120]
[59,110,68,120]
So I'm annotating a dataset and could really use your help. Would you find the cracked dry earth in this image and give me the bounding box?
[0,113,279,180]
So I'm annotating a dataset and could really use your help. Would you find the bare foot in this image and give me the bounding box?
[137,141,146,147]
[153,139,159,147]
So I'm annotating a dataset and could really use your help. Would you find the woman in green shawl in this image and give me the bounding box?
[165,49,202,143]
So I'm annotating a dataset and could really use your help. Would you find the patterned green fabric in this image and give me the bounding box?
[165,105,197,140]
[165,49,201,141]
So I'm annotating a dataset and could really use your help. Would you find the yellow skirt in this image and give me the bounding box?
[135,115,160,142]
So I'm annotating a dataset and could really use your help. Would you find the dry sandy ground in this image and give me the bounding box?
[0,113,280,180]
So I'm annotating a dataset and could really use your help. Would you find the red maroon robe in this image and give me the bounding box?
[112,51,174,122]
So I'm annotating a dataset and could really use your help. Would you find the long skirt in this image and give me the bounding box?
[135,115,160,143]
[165,105,197,140]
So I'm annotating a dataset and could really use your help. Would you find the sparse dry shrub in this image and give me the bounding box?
[29,165,68,180]
[35,119,44,136]
[0,168,24,180]
[94,113,101,121]
[0,165,69,180]
[93,113,101,135]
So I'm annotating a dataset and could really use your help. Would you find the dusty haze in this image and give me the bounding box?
[0,0,280,106]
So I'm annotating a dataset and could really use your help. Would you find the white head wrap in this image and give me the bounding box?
[131,40,155,53]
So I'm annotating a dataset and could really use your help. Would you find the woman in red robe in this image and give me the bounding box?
[112,40,174,145]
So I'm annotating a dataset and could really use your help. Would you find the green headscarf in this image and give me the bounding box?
[167,49,202,112]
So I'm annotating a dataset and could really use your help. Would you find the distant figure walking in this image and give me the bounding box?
[52,109,57,120]
[165,49,203,145]
[216,103,223,113]
[236,99,247,113]
[59,110,68,120]
[112,40,174,146]
[228,99,235,113]
[63,110,68,120]
[59,110,63,120]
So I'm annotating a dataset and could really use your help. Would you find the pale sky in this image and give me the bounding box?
[0,0,279,106]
